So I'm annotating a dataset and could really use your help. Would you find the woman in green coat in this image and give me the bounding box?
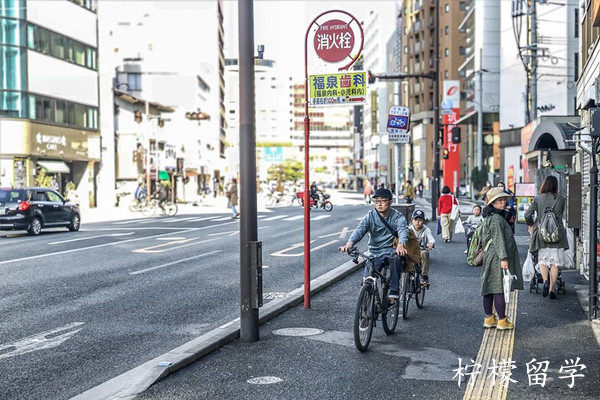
[480,188,523,331]
[524,175,568,299]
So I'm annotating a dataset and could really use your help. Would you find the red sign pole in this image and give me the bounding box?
[303,10,363,309]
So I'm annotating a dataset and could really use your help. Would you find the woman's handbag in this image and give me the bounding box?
[437,217,442,235]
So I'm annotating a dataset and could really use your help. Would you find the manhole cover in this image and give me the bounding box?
[263,292,289,300]
[272,327,324,337]
[247,376,283,385]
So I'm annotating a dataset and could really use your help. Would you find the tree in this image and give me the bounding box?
[267,159,304,183]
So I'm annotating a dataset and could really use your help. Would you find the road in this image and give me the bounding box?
[0,197,367,400]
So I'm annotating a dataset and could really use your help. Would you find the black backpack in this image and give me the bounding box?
[539,197,559,243]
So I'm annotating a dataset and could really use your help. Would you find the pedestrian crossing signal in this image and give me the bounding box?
[451,127,461,143]
[443,148,450,159]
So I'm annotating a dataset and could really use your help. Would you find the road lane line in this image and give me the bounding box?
[133,237,219,254]
[263,215,288,221]
[211,216,234,221]
[283,215,303,221]
[0,222,238,266]
[0,322,84,361]
[48,232,135,245]
[311,215,330,221]
[186,216,218,222]
[129,250,222,275]
[112,219,147,225]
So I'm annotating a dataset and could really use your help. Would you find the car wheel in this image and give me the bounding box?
[28,217,42,236]
[69,214,81,231]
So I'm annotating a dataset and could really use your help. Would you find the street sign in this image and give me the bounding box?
[308,71,366,107]
[313,19,355,63]
[264,147,283,162]
[386,105,410,143]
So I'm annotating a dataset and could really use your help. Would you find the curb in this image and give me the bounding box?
[71,258,365,400]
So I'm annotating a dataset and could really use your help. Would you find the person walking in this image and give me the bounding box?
[438,185,458,242]
[226,178,239,219]
[363,181,373,205]
[403,180,415,204]
[480,187,523,330]
[524,175,568,299]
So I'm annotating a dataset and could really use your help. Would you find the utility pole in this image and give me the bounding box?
[238,0,260,342]
[529,0,538,122]
[432,0,440,220]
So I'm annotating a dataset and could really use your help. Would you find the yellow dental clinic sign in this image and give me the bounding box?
[308,71,367,107]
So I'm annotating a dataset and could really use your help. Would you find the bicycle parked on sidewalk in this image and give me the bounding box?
[344,248,401,352]
[401,249,428,319]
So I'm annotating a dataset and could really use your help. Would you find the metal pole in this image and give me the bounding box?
[530,0,538,122]
[395,144,400,203]
[431,0,440,220]
[303,25,311,309]
[477,66,483,170]
[238,0,259,342]
[590,138,598,321]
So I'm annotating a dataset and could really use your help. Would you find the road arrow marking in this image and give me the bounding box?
[0,322,84,360]
[48,232,135,245]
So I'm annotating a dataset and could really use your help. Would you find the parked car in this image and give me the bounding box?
[0,187,81,236]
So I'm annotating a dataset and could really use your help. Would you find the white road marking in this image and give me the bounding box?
[133,237,219,254]
[270,239,338,257]
[263,215,288,221]
[156,237,187,240]
[208,230,238,237]
[129,250,222,275]
[48,232,134,245]
[212,216,234,221]
[112,219,147,225]
[283,215,303,221]
[311,215,330,221]
[137,218,163,224]
[219,317,240,329]
[317,227,350,239]
[0,222,238,266]
[0,322,84,361]
[186,216,218,222]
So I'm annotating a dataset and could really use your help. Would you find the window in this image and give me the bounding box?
[444,70,449,79]
[127,73,142,91]
[50,33,65,59]
[459,1,467,11]
[445,48,449,57]
[445,3,450,13]
[46,191,62,203]
[459,46,466,55]
[445,25,449,35]
[459,70,466,78]
[26,24,97,70]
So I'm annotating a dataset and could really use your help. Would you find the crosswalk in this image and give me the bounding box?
[111,213,332,226]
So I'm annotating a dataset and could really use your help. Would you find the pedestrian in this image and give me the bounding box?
[403,180,415,204]
[480,187,523,330]
[226,178,239,219]
[417,181,424,198]
[409,209,435,284]
[363,181,373,205]
[437,185,458,242]
[524,175,568,299]
[339,188,409,301]
[497,181,516,232]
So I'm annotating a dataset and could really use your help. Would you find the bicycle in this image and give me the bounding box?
[145,198,178,217]
[344,248,402,352]
[401,256,428,320]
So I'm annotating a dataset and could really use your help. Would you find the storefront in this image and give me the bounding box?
[0,118,100,206]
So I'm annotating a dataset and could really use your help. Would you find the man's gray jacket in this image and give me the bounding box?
[349,209,408,256]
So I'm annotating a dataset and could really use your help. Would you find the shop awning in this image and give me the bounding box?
[37,160,70,174]
[158,170,170,180]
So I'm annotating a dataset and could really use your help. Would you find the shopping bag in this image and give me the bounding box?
[522,253,535,282]
[437,217,441,235]
[503,269,517,303]
[454,219,465,235]
[450,198,460,220]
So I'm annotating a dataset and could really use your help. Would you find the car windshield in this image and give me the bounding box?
[0,189,25,204]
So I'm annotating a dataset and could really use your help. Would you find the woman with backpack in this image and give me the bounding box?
[525,175,568,299]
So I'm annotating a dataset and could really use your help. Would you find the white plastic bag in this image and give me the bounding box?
[450,197,460,220]
[454,219,465,235]
[522,253,535,282]
[503,269,517,303]
[564,219,575,269]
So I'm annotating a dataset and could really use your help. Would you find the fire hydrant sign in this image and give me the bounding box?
[314,19,355,63]
[386,105,410,143]
[309,71,366,107]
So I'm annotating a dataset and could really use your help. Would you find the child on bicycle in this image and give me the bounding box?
[408,209,435,284]
[339,188,408,301]
[464,205,483,254]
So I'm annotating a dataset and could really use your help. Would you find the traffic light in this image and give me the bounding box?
[134,109,142,123]
[443,148,450,159]
[367,70,376,84]
[451,127,461,143]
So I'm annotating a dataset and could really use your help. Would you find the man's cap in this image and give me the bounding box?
[372,188,393,199]
[412,209,426,220]
[485,187,512,206]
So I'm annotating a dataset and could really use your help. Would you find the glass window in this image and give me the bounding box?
[445,48,449,57]
[37,27,50,54]
[72,41,85,66]
[35,96,52,122]
[127,73,142,91]
[46,191,63,203]
[0,17,24,46]
[445,25,449,35]
[0,90,23,117]
[50,32,65,59]
[445,3,450,12]
[55,100,66,124]
[1,0,25,18]
[0,45,26,90]
[459,46,466,55]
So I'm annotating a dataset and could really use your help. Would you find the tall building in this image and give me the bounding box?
[0,0,100,205]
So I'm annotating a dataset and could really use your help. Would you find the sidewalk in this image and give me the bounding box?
[128,223,599,399]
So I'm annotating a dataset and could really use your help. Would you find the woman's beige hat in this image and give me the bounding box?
[485,187,512,206]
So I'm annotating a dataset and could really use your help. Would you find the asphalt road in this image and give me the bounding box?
[0,200,368,400]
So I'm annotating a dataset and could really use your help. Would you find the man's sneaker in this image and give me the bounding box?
[542,280,549,297]
[483,315,498,328]
[388,290,399,300]
[421,275,429,284]
[496,318,514,331]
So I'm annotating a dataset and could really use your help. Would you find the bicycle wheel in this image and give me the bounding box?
[141,201,156,217]
[163,201,178,216]
[415,274,426,309]
[382,290,400,334]
[353,283,375,352]
[402,273,411,320]
[128,200,139,212]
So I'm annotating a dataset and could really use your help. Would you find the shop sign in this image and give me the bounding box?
[308,71,366,106]
[36,132,66,152]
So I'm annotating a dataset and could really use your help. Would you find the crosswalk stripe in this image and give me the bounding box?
[283,215,304,221]
[187,216,219,222]
[311,215,331,221]
[263,215,288,221]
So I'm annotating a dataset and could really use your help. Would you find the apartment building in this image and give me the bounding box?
[0,0,100,205]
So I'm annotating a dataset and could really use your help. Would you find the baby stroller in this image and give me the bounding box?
[529,253,566,294]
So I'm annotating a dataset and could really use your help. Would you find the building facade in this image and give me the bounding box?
[0,0,100,206]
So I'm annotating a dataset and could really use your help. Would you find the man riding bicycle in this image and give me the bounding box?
[340,188,408,301]
[153,181,168,212]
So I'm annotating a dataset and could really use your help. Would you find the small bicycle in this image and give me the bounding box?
[401,256,428,320]
[344,248,402,352]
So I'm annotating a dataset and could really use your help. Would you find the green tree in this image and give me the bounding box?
[267,159,304,183]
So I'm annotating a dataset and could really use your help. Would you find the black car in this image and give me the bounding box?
[0,187,81,236]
